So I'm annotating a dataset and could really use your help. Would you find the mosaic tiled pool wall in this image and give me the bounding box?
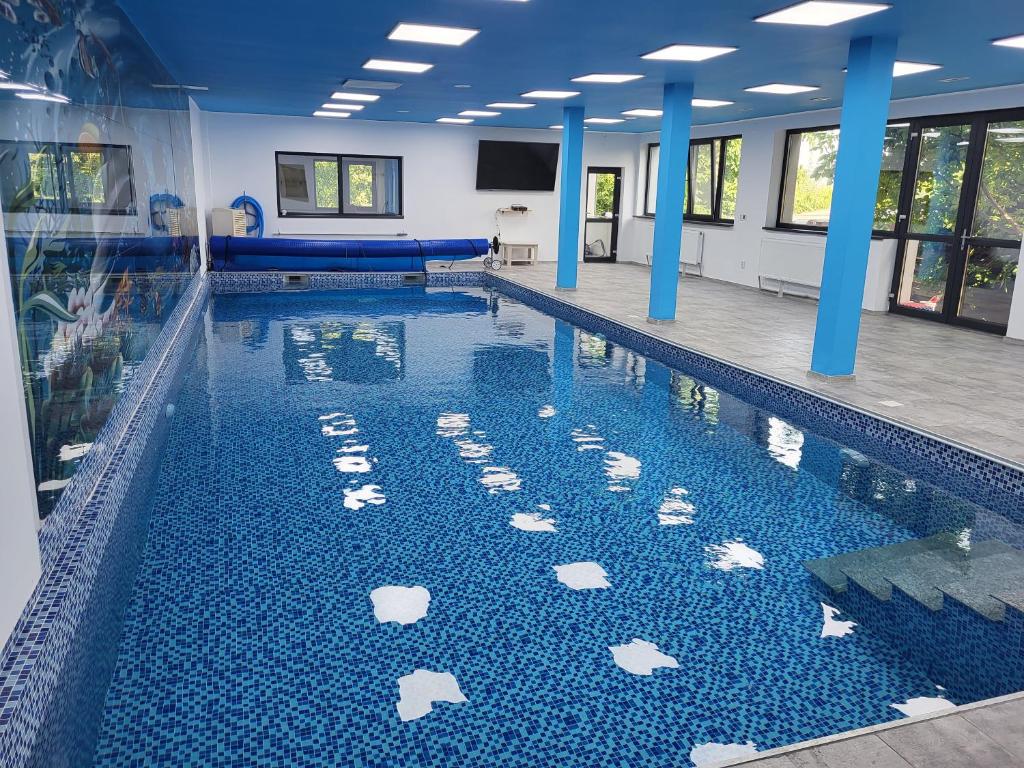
[483,274,1024,516]
[0,271,208,768]
[209,270,486,294]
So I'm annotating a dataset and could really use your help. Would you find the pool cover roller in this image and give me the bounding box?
[209,236,491,272]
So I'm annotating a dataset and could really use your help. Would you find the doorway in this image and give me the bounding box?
[890,110,1024,333]
[583,167,621,262]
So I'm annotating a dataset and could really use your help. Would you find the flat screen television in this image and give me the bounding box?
[475,140,560,191]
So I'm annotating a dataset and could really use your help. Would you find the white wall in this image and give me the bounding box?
[623,83,1024,313]
[0,213,42,650]
[202,112,641,262]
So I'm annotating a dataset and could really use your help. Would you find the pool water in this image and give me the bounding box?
[93,287,1020,767]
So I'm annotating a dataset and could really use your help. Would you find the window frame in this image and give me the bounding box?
[0,140,137,216]
[775,123,910,236]
[275,150,404,219]
[642,134,742,225]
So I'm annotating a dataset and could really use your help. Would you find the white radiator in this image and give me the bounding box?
[757,237,824,297]
[679,229,705,277]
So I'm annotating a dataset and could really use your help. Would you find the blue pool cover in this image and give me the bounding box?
[209,236,489,272]
[93,287,1023,767]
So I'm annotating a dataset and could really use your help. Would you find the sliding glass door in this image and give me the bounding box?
[891,110,1023,332]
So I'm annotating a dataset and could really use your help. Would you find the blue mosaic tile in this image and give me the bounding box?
[2,273,1021,768]
[89,286,1020,767]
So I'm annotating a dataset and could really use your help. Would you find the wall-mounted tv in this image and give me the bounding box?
[475,140,560,192]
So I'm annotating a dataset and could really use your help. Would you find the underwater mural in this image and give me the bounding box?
[0,0,200,518]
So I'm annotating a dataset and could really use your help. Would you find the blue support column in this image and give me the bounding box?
[810,36,896,377]
[556,106,585,290]
[648,81,694,322]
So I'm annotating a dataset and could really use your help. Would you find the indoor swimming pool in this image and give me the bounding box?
[87,285,1023,767]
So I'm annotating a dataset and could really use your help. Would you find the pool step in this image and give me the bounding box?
[805,535,1024,622]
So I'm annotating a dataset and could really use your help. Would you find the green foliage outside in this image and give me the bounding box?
[314,160,339,209]
[28,151,58,201]
[720,138,741,219]
[594,173,615,216]
[348,163,374,208]
[69,151,105,204]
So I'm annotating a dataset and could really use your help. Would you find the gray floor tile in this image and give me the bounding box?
[784,736,914,768]
[962,699,1024,762]
[878,714,1024,767]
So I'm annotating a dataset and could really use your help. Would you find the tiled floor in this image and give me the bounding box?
[494,262,1024,468]
[726,692,1024,768]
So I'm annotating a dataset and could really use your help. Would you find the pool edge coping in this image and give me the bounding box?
[714,689,1024,767]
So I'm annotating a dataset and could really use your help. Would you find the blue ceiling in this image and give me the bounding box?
[117,0,1024,132]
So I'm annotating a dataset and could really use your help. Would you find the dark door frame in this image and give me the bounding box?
[888,107,1024,334]
[583,166,622,262]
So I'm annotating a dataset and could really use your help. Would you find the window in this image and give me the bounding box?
[0,141,135,215]
[276,152,402,218]
[643,136,742,224]
[777,124,909,232]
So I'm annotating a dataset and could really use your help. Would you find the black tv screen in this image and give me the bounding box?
[476,140,560,191]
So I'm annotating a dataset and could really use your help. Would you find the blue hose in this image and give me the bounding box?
[230,195,265,238]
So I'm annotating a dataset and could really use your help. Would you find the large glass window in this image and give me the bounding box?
[777,125,909,232]
[643,136,742,224]
[276,152,402,218]
[0,141,135,215]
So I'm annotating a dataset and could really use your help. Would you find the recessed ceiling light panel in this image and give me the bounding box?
[641,44,737,62]
[621,108,663,117]
[571,73,644,84]
[692,98,734,107]
[584,117,625,124]
[388,22,479,46]
[437,117,473,124]
[322,103,365,111]
[363,59,433,74]
[487,102,535,109]
[892,61,941,76]
[521,90,581,99]
[745,83,819,94]
[330,92,380,102]
[755,1,890,26]
[992,34,1024,49]
[342,79,402,90]
[459,110,500,117]
[313,110,350,118]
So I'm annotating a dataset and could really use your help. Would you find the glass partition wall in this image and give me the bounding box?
[0,2,201,519]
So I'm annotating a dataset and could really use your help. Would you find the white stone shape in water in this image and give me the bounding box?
[437,413,470,438]
[344,484,386,510]
[395,669,468,722]
[58,442,92,462]
[571,427,605,451]
[609,638,679,676]
[538,405,556,419]
[706,540,764,571]
[338,444,369,454]
[658,496,696,526]
[333,455,372,473]
[689,741,759,766]
[479,466,522,494]
[820,603,857,638]
[605,452,641,482]
[370,585,430,626]
[553,561,610,590]
[891,696,955,717]
[510,512,557,532]
[455,438,493,463]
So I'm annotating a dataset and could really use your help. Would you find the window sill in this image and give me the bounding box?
[763,226,892,241]
[635,215,735,229]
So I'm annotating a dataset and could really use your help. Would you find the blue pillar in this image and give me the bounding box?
[556,106,585,290]
[810,36,896,376]
[648,81,694,321]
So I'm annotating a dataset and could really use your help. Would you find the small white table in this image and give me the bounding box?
[500,242,539,267]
